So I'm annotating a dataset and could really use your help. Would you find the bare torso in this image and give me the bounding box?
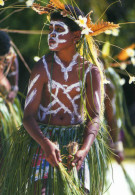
[23,18,102,172]
[25,52,91,126]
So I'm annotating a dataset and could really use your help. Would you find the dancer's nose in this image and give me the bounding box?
[50,32,56,38]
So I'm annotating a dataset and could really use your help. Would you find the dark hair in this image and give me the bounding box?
[0,31,11,56]
[50,5,85,32]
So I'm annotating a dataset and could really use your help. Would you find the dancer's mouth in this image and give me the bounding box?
[49,39,56,44]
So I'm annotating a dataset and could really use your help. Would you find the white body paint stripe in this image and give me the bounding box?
[24,74,40,109]
[54,53,79,81]
[25,88,37,109]
[27,74,40,93]
[38,55,92,124]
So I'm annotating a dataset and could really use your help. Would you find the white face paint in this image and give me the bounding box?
[48,20,69,50]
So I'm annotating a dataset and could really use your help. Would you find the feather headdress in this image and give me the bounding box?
[32,0,119,36]
[50,0,65,10]
[87,19,119,36]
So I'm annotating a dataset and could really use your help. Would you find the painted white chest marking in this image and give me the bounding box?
[54,52,79,81]
[24,74,40,109]
[25,89,37,109]
[38,56,91,124]
[48,20,69,50]
[27,74,40,93]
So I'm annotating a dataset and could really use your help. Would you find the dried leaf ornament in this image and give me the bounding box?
[50,0,65,10]
[32,3,54,15]
[87,19,120,36]
[32,0,67,15]
[32,2,119,37]
[117,43,135,61]
[67,142,79,155]
[86,11,93,26]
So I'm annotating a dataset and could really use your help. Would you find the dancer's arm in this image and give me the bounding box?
[105,82,124,164]
[71,65,101,170]
[23,60,61,167]
[7,55,19,102]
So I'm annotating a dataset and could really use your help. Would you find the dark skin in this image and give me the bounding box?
[0,47,19,172]
[0,48,19,102]
[23,19,101,171]
[105,80,124,164]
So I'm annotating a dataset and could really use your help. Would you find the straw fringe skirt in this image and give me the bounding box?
[0,96,22,139]
[0,96,22,160]
[0,123,108,195]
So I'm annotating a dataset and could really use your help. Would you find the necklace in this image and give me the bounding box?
[54,52,79,81]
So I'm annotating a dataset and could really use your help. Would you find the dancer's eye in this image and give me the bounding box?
[49,24,53,33]
[55,25,64,32]
[49,26,53,33]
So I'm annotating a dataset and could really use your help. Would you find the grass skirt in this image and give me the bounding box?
[0,95,22,159]
[0,96,22,139]
[0,123,108,195]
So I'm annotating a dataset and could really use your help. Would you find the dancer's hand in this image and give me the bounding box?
[41,139,62,167]
[68,149,88,171]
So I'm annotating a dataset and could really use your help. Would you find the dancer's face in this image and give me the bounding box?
[48,20,76,51]
[0,55,7,70]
